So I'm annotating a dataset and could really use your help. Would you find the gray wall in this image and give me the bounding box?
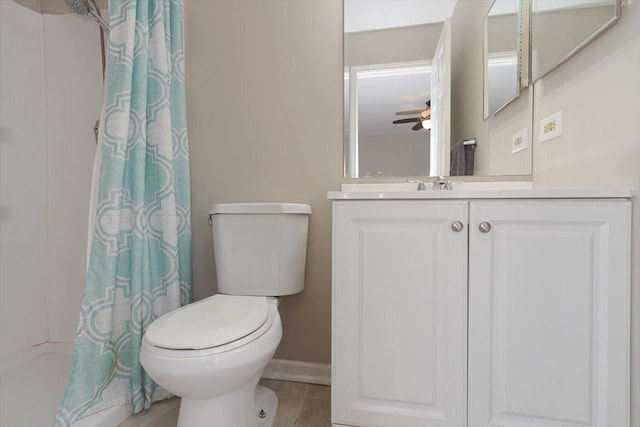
[184,0,343,364]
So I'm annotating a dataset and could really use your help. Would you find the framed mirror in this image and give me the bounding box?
[343,0,455,178]
[484,0,523,119]
[530,0,621,82]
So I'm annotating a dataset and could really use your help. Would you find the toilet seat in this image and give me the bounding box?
[144,295,271,356]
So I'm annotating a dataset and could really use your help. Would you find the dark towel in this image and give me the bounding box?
[450,140,476,176]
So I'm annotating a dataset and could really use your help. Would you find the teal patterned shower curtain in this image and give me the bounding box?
[56,0,191,424]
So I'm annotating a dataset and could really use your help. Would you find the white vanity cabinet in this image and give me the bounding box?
[332,201,469,427]
[331,195,631,427]
[467,200,630,427]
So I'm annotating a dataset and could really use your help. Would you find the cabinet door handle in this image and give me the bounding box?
[479,222,492,233]
[451,221,464,232]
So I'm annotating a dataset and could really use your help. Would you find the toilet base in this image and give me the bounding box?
[255,385,278,427]
[176,380,278,427]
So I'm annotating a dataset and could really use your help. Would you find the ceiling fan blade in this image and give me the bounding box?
[395,109,424,116]
[411,122,423,131]
[393,118,421,124]
[396,99,432,116]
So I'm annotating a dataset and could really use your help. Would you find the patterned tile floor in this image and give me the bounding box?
[119,379,331,427]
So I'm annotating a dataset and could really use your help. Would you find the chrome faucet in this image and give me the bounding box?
[432,176,454,191]
[407,177,453,191]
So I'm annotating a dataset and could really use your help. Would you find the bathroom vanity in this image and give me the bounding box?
[329,189,632,427]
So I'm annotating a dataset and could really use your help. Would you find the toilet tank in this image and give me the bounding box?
[208,203,311,296]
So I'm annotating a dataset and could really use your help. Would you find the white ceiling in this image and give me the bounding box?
[344,0,458,33]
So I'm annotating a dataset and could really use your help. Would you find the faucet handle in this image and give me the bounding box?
[406,179,427,191]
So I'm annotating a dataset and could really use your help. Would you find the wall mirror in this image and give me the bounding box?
[530,0,621,82]
[343,0,454,178]
[484,0,523,119]
[343,0,624,180]
[343,0,531,180]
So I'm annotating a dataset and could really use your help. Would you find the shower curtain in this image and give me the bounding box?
[56,0,190,425]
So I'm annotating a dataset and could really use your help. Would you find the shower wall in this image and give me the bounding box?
[0,0,47,358]
[43,12,104,344]
[0,0,103,359]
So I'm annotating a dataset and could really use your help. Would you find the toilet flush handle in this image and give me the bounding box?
[208,215,213,226]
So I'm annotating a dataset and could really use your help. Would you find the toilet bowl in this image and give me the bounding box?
[139,203,311,427]
[139,295,282,427]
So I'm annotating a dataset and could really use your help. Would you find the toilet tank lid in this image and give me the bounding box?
[209,203,311,215]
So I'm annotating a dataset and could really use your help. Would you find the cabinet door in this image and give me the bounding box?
[332,201,468,427]
[468,201,631,427]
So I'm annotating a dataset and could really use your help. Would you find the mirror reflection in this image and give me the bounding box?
[531,0,620,82]
[484,0,521,118]
[343,0,454,178]
[343,0,623,180]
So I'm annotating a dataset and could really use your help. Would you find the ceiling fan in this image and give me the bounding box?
[393,100,431,131]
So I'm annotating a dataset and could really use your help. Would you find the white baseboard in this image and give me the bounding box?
[262,358,331,386]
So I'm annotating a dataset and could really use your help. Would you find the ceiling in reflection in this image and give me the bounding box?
[344,0,457,33]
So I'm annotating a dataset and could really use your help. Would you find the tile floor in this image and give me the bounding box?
[119,379,331,427]
[0,350,330,427]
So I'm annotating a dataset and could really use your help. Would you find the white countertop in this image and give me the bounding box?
[327,187,635,200]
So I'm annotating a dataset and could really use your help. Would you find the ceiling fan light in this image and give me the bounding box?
[422,119,431,130]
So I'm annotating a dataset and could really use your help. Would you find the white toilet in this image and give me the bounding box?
[139,203,311,427]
